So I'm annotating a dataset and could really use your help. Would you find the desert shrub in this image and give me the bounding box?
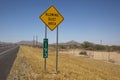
[59,45,66,49]
[94,44,106,51]
[79,51,87,56]
[108,59,115,63]
[81,41,120,52]
[117,51,120,54]
[110,46,120,51]
[81,41,94,50]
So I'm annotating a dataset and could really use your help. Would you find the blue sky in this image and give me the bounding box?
[0,0,120,45]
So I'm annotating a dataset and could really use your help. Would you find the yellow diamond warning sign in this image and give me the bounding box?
[39,5,64,31]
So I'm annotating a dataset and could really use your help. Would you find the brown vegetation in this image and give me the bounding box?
[8,46,120,80]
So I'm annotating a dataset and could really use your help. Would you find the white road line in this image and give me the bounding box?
[0,46,19,56]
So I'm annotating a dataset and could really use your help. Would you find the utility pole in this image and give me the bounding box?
[100,40,103,60]
[36,35,38,47]
[100,40,102,45]
[33,36,35,47]
[108,47,111,62]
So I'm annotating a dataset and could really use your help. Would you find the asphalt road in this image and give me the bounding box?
[0,45,19,80]
[0,44,17,53]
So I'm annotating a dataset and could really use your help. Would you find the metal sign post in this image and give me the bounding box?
[56,27,59,73]
[44,25,47,72]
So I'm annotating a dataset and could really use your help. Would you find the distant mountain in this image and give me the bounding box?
[65,40,80,46]
[0,41,14,44]
[51,40,80,46]
[0,41,5,44]
[17,40,42,46]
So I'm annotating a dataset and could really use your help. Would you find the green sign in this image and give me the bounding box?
[43,38,48,58]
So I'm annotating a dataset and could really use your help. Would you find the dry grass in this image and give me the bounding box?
[60,49,120,65]
[8,46,120,80]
